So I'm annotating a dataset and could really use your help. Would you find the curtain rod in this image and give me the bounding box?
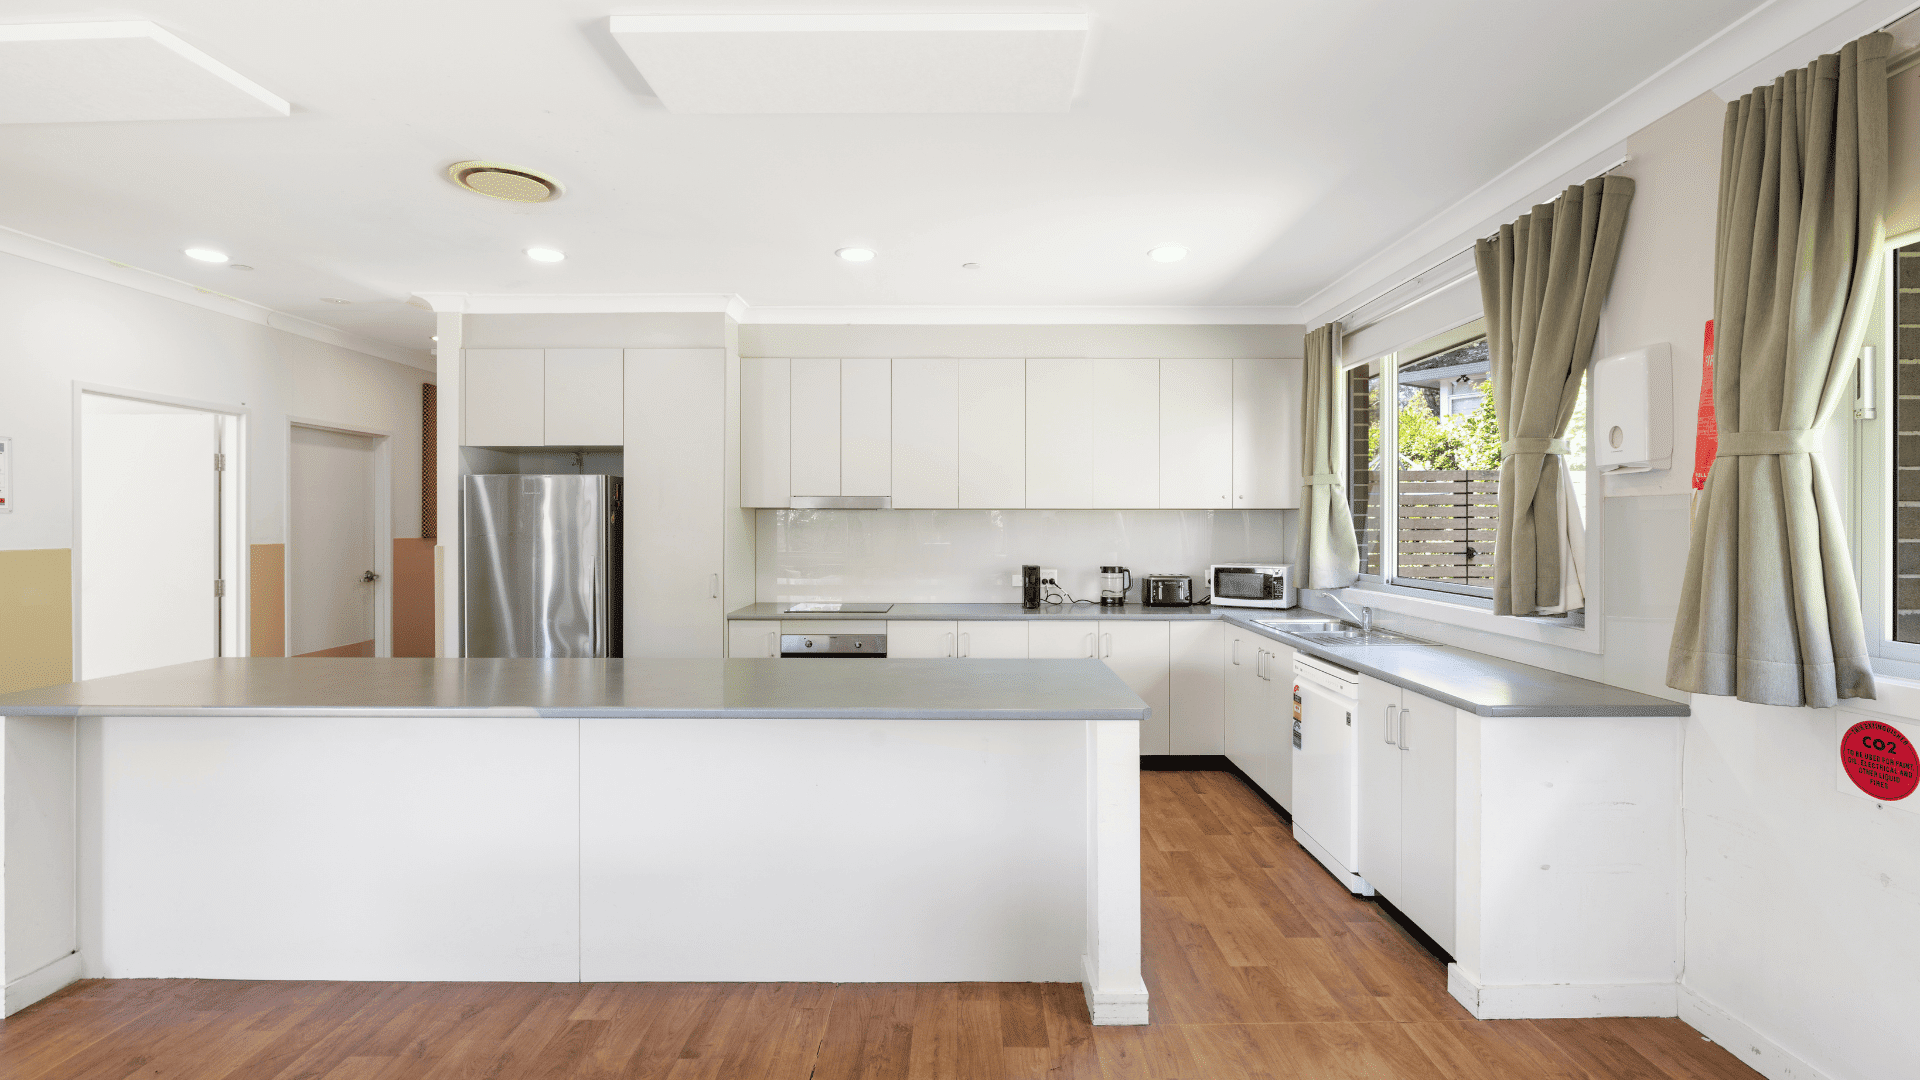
[1328,154,1629,330]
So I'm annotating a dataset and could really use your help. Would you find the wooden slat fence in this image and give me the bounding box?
[1352,470,1497,586]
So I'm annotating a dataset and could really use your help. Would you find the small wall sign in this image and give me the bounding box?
[0,436,11,512]
[1840,718,1918,803]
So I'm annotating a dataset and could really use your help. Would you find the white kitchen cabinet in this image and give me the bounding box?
[1025,359,1094,508]
[1168,620,1224,754]
[958,621,1027,658]
[1092,358,1159,508]
[625,349,726,658]
[1357,673,1456,953]
[1099,621,1170,756]
[728,620,781,658]
[543,349,625,446]
[1233,358,1304,509]
[1223,629,1293,810]
[841,358,891,497]
[464,349,545,446]
[790,358,842,496]
[1028,620,1098,659]
[891,358,959,509]
[740,358,791,508]
[1159,358,1234,508]
[958,359,1026,508]
[887,620,957,658]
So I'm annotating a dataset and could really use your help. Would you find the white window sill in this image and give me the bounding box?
[1311,579,1602,655]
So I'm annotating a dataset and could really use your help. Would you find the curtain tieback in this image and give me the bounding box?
[1499,437,1570,460]
[1302,472,1340,486]
[1714,429,1822,457]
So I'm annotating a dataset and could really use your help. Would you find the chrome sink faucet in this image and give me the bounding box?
[1321,592,1372,632]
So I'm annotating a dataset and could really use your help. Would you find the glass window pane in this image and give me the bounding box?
[1897,241,1920,642]
[1395,337,1496,592]
[1348,364,1382,575]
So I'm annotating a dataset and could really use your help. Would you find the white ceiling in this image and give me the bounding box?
[0,0,1784,352]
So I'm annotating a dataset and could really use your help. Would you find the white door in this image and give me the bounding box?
[728,620,781,658]
[1025,359,1093,508]
[1396,687,1457,952]
[957,621,1027,658]
[1160,358,1233,508]
[1100,620,1170,755]
[1234,358,1304,509]
[290,426,380,658]
[1168,620,1224,754]
[958,359,1025,508]
[627,348,726,658]
[891,358,959,508]
[79,395,223,679]
[887,621,957,658]
[1092,358,1159,508]
[1223,630,1261,767]
[1355,674,1404,900]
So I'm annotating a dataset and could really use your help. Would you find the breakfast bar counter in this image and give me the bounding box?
[0,658,1150,1023]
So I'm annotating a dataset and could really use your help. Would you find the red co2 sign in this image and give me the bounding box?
[1841,720,1918,802]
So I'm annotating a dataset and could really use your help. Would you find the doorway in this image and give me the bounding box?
[77,390,242,680]
[288,423,390,658]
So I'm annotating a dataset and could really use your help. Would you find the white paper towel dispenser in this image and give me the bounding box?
[1592,343,1673,474]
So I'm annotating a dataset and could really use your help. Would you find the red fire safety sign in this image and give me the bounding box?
[1840,720,1918,802]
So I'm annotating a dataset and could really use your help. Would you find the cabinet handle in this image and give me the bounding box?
[710,573,719,598]
[1399,708,1411,751]
[1257,650,1268,681]
[768,631,778,658]
[960,632,969,657]
[1385,705,1396,744]
[1230,640,1241,666]
[1085,632,1096,658]
[946,631,955,658]
[1101,632,1113,658]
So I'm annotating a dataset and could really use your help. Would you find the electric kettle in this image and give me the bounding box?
[1098,566,1132,606]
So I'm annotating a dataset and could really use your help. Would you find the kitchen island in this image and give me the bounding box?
[0,658,1149,1023]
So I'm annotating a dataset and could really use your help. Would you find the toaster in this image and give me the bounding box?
[1141,574,1194,607]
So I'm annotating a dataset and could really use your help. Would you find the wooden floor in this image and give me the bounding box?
[0,770,1757,1080]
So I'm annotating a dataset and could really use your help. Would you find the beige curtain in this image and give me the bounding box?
[1475,176,1635,616]
[1296,322,1359,589]
[1668,33,1889,708]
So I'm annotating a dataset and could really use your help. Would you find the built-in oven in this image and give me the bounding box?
[1208,563,1296,609]
[780,634,887,658]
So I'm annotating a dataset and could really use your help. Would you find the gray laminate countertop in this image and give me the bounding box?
[735,603,1689,718]
[0,658,1150,721]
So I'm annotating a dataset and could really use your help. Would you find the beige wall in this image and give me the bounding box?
[0,549,71,695]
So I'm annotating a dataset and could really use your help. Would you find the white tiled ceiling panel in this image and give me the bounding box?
[608,12,1090,114]
[0,21,288,125]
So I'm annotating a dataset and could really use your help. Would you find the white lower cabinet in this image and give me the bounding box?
[1028,620,1170,755]
[958,621,1027,658]
[728,621,781,658]
[1168,621,1224,754]
[887,621,957,658]
[1223,630,1293,810]
[887,620,1030,658]
[1356,674,1456,954]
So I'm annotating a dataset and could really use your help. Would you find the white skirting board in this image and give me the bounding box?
[1677,984,1833,1080]
[5,951,82,1017]
[1081,953,1149,1025]
[1446,965,1676,1019]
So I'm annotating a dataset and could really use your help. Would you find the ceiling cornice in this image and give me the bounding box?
[0,225,433,370]
[413,294,1305,326]
[1295,0,1892,329]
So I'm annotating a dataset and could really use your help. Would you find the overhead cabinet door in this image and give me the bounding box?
[1092,358,1159,508]
[544,349,625,446]
[958,359,1026,508]
[1026,359,1094,508]
[891,359,959,509]
[465,349,545,446]
[1159,358,1233,508]
[840,358,891,497]
[1233,357,1304,509]
[740,358,791,508]
[790,359,841,496]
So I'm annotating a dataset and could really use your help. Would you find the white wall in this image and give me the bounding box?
[0,250,432,551]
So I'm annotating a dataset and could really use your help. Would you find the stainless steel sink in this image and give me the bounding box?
[1288,628,1435,646]
[1253,618,1346,633]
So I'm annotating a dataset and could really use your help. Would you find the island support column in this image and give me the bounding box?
[1083,718,1148,1024]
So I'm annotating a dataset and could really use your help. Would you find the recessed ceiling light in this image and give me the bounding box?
[449,161,563,202]
[229,263,253,272]
[836,247,875,262]
[185,247,228,263]
[321,297,351,304]
[1148,245,1188,263]
[526,247,566,263]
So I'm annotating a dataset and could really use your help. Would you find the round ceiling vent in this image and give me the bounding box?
[447,161,563,203]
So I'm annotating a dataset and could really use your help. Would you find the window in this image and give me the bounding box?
[1346,318,1589,607]
[1860,236,1920,669]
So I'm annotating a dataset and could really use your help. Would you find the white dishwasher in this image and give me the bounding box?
[1290,654,1373,895]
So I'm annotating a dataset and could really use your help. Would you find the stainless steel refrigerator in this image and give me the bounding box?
[463,475,622,657]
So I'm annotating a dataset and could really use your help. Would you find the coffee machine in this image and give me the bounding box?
[1022,564,1042,609]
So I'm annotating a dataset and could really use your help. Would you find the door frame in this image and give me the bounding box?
[285,418,394,659]
[71,383,249,679]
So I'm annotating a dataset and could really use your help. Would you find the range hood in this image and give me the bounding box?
[790,496,891,509]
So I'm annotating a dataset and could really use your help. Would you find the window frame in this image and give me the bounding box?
[1854,230,1920,674]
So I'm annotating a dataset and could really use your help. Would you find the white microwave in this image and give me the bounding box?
[1209,563,1296,609]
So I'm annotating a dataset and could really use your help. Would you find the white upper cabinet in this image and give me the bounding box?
[891,358,960,509]
[543,349,625,446]
[1092,358,1158,508]
[1026,358,1094,508]
[739,358,791,508]
[1233,358,1304,509]
[1159,358,1234,508]
[789,358,842,496]
[464,349,545,446]
[840,358,891,497]
[958,359,1026,508]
